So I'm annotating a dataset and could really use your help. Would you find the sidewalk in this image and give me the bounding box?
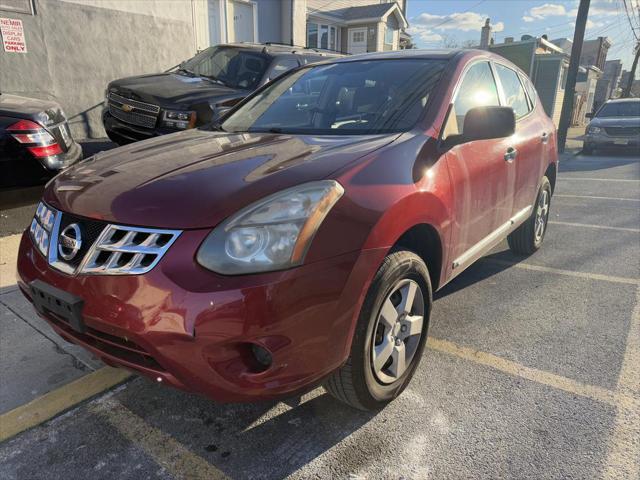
[563,126,585,157]
[0,136,128,441]
[0,234,106,413]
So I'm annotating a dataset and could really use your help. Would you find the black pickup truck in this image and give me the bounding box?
[103,43,341,145]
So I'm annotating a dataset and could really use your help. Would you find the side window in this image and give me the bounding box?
[495,64,530,119]
[268,59,299,81]
[519,72,537,109]
[451,61,500,133]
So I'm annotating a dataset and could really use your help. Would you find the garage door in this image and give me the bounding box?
[228,0,255,43]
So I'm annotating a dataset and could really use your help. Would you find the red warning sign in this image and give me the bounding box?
[1,18,27,53]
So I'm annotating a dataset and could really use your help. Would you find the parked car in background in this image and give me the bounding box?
[584,98,640,155]
[0,93,82,187]
[18,49,557,410]
[103,43,343,145]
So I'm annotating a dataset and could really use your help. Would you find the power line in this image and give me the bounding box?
[622,0,640,40]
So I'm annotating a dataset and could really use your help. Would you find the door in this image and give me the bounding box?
[444,61,516,272]
[494,63,543,215]
[228,0,255,43]
[348,28,367,55]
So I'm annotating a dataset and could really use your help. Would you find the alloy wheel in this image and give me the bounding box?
[371,279,425,384]
[534,189,550,243]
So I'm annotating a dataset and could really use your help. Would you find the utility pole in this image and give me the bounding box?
[623,42,640,98]
[557,0,591,154]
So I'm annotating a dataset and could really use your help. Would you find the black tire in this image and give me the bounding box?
[324,250,432,410]
[105,130,131,146]
[582,143,594,155]
[507,176,552,255]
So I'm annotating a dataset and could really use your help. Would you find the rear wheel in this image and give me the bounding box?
[324,250,432,410]
[507,176,551,255]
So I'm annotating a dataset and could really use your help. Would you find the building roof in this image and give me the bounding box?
[317,2,408,28]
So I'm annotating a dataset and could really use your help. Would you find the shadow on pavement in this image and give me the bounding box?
[560,150,640,174]
[116,379,377,479]
[434,250,522,300]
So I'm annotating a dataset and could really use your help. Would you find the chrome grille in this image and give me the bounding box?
[80,225,180,275]
[108,105,157,128]
[108,92,160,114]
[108,92,160,128]
[31,202,181,276]
[604,127,640,137]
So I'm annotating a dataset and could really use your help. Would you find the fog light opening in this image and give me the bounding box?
[250,343,273,372]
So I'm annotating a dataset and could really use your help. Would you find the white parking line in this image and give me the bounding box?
[555,194,640,202]
[548,221,640,233]
[603,287,640,479]
[485,258,640,286]
[559,177,640,183]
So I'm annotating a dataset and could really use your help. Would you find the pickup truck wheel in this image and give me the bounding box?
[324,250,432,411]
[507,176,551,255]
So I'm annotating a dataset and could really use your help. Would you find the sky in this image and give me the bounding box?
[406,0,640,73]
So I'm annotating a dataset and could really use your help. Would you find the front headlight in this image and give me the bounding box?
[196,180,344,275]
[30,202,56,257]
[162,110,196,129]
[588,126,602,134]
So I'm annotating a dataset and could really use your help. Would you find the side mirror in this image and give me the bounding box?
[585,112,593,119]
[444,106,515,149]
[463,106,515,142]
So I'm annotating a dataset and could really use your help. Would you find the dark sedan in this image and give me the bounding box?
[0,93,82,187]
[584,98,640,155]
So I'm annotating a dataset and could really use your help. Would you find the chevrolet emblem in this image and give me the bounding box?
[121,104,134,113]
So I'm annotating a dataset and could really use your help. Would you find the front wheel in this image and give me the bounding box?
[508,176,551,255]
[324,250,432,410]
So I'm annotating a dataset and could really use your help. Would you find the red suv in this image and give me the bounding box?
[17,50,557,410]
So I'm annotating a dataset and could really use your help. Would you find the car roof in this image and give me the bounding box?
[222,42,344,58]
[332,48,463,63]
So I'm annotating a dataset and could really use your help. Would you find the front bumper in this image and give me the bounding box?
[584,132,640,149]
[102,109,180,143]
[17,229,385,402]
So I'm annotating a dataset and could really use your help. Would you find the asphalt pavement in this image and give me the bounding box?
[0,147,638,479]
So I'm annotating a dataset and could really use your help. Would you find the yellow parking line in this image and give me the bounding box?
[485,258,640,286]
[548,221,640,233]
[91,398,229,480]
[603,287,640,479]
[0,367,131,442]
[554,194,640,202]
[427,337,621,407]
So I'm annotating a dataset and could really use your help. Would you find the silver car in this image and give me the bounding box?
[584,98,640,155]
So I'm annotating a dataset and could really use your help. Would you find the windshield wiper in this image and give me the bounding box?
[177,68,196,77]
[201,75,231,88]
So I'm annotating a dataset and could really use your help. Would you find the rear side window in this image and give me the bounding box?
[269,59,299,81]
[495,64,530,119]
[452,61,500,131]
[520,72,537,109]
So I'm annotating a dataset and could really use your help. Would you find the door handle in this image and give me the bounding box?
[504,147,518,162]
[541,132,549,144]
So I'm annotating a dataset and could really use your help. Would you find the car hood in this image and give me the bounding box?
[109,73,245,108]
[589,116,640,127]
[44,129,398,229]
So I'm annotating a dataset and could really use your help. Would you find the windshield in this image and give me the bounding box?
[180,46,270,90]
[221,59,448,135]
[596,101,640,118]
